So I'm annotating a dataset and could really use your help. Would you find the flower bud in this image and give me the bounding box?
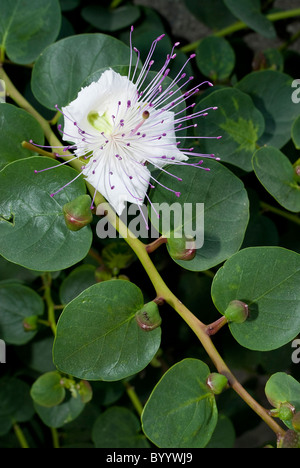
[206,373,229,395]
[292,412,300,432]
[281,430,300,449]
[277,402,295,422]
[23,315,39,331]
[224,300,249,324]
[294,166,300,179]
[167,233,196,261]
[135,301,162,332]
[63,194,93,231]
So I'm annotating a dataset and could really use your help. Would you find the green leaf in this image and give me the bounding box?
[53,280,161,381]
[265,373,300,429]
[211,247,300,351]
[252,146,300,213]
[59,264,97,305]
[34,394,85,428]
[81,5,141,32]
[0,283,44,345]
[0,0,61,64]
[0,157,92,271]
[223,0,276,38]
[30,372,65,408]
[184,0,236,30]
[0,103,44,171]
[266,373,300,409]
[206,414,235,448]
[142,359,218,448]
[196,37,235,81]
[31,33,135,110]
[196,88,265,171]
[92,407,150,448]
[149,159,249,271]
[236,70,300,149]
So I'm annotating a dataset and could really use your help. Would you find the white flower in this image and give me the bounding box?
[33,28,220,217]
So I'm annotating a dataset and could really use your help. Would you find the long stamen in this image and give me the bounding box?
[50,171,83,198]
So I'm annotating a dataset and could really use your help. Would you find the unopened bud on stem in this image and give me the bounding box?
[63,195,93,231]
[167,233,196,261]
[207,373,229,395]
[224,300,249,324]
[23,315,39,331]
[135,301,162,331]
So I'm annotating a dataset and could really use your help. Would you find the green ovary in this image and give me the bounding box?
[88,110,113,134]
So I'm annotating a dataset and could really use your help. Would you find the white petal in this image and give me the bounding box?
[62,69,137,142]
[83,156,150,216]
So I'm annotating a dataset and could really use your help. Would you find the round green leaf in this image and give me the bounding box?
[142,359,218,448]
[149,159,249,271]
[236,70,300,149]
[30,371,65,408]
[53,280,161,381]
[0,157,92,271]
[34,395,85,428]
[211,247,300,351]
[223,0,276,38]
[266,373,300,408]
[31,33,134,110]
[0,103,44,171]
[196,37,235,81]
[92,407,150,448]
[196,88,265,171]
[0,0,61,64]
[81,5,141,32]
[0,283,44,345]
[252,146,300,213]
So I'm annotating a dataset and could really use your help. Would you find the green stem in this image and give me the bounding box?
[261,201,300,225]
[1,66,286,440]
[42,274,57,335]
[180,8,300,53]
[51,427,60,448]
[49,111,61,126]
[124,382,144,417]
[13,422,29,448]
